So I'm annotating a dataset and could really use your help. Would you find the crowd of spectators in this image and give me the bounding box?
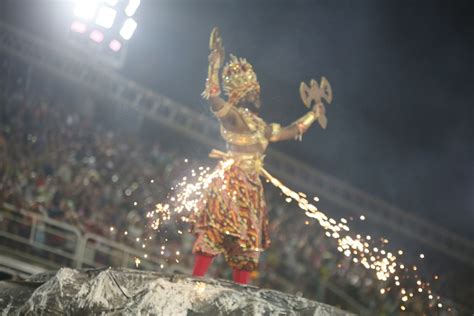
[0,92,183,244]
[0,89,470,314]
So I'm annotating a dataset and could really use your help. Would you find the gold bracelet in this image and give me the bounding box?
[294,111,316,130]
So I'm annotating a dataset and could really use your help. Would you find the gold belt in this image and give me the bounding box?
[209,149,264,173]
[208,149,288,196]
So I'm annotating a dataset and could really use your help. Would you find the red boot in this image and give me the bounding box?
[192,254,214,277]
[232,269,251,284]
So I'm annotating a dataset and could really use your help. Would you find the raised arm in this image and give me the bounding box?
[267,103,323,142]
[202,28,246,130]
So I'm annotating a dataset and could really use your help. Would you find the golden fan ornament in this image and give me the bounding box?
[299,77,333,129]
[209,27,224,68]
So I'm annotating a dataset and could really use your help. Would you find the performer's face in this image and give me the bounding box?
[239,90,261,112]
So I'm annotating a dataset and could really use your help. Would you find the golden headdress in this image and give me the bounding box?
[222,54,260,105]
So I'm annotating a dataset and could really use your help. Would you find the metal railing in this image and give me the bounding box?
[0,205,164,271]
[0,20,473,266]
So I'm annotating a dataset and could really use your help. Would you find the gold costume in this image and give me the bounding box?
[191,107,271,271]
[192,27,332,271]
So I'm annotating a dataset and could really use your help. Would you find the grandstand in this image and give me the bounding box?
[1,20,473,315]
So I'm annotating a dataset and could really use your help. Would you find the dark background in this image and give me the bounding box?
[1,0,473,238]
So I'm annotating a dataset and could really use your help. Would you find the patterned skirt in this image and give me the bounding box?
[190,159,270,270]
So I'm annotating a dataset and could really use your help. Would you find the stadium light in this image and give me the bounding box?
[74,0,99,21]
[69,0,140,68]
[90,30,104,43]
[125,0,141,17]
[105,0,119,6]
[109,39,122,52]
[95,6,117,29]
[120,18,137,40]
[70,21,87,34]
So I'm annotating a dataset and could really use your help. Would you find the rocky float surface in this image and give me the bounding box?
[0,268,353,315]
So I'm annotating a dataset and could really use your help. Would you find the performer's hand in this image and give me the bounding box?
[297,122,309,135]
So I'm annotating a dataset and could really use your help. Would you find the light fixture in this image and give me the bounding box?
[74,0,99,21]
[120,18,137,40]
[109,39,122,52]
[89,30,104,43]
[95,5,117,29]
[70,21,87,34]
[69,0,137,67]
[125,0,141,17]
[105,0,119,6]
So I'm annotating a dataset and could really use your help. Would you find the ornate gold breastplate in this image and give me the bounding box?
[220,108,269,149]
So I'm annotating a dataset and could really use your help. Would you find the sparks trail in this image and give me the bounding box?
[136,158,448,313]
[138,159,229,269]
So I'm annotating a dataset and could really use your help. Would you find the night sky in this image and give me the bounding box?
[2,0,473,239]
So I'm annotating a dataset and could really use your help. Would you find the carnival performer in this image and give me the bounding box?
[190,27,330,284]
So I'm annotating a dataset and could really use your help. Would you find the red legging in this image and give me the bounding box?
[192,254,251,284]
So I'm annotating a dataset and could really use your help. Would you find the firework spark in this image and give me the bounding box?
[138,159,446,313]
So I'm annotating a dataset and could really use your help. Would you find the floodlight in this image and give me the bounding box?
[125,0,141,17]
[109,39,122,52]
[74,0,99,21]
[95,6,117,29]
[105,0,119,6]
[70,21,87,34]
[90,30,104,43]
[120,18,137,40]
[69,0,140,68]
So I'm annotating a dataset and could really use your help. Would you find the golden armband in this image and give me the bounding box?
[293,111,317,141]
[294,111,316,131]
[269,123,282,141]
